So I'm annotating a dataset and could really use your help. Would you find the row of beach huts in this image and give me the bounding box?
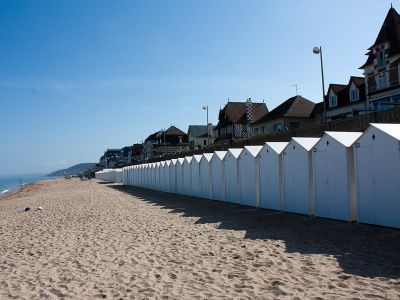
[96,123,400,229]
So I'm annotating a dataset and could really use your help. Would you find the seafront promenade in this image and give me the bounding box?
[0,179,399,299]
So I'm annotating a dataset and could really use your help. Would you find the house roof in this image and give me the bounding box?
[226,148,243,159]
[361,7,400,68]
[188,125,215,137]
[291,137,320,151]
[165,126,187,136]
[264,142,289,154]
[201,153,214,162]
[253,96,315,125]
[311,102,324,116]
[371,7,400,49]
[212,151,228,160]
[242,145,263,157]
[324,132,363,147]
[218,101,269,124]
[349,76,365,87]
[370,123,400,140]
[145,131,159,142]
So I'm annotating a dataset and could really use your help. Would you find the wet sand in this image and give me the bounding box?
[0,179,399,299]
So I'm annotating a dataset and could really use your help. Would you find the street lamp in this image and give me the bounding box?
[313,46,326,123]
[202,105,210,147]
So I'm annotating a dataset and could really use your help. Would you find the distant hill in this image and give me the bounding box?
[47,163,97,177]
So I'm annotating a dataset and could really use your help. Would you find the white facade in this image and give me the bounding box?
[210,151,227,201]
[355,123,400,228]
[238,146,263,207]
[190,155,203,197]
[223,149,243,204]
[313,132,362,221]
[182,156,193,196]
[170,159,178,193]
[176,158,185,194]
[199,153,213,199]
[259,142,288,210]
[163,160,171,192]
[283,137,320,215]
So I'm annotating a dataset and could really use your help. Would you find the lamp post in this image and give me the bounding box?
[313,46,326,123]
[202,105,210,147]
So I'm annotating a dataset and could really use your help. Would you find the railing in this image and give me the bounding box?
[140,107,400,164]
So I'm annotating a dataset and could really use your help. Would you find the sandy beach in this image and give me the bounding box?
[0,179,399,299]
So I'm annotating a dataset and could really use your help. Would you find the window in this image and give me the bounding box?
[203,140,207,146]
[329,95,337,107]
[377,50,386,68]
[377,73,388,90]
[273,123,282,132]
[350,89,359,102]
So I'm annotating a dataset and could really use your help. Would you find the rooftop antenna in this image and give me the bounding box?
[291,84,298,96]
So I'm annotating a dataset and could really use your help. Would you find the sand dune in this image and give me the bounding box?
[0,179,399,299]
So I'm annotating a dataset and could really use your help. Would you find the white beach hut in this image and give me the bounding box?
[170,159,178,193]
[355,123,400,229]
[190,155,203,197]
[210,151,228,201]
[283,137,320,215]
[259,142,289,211]
[182,156,193,196]
[313,132,362,221]
[199,153,213,199]
[238,146,263,207]
[163,160,172,193]
[154,162,160,190]
[176,158,185,194]
[223,148,243,204]
[159,161,166,191]
[144,164,150,188]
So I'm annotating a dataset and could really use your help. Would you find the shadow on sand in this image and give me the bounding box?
[107,183,400,279]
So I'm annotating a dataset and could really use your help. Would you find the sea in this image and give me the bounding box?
[0,174,48,195]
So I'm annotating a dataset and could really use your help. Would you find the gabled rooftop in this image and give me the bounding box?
[212,151,228,160]
[253,96,315,125]
[226,148,243,159]
[200,153,214,162]
[291,137,320,151]
[264,142,289,154]
[243,145,263,157]
[370,123,400,140]
[324,132,363,147]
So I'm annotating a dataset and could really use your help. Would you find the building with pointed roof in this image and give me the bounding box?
[324,76,367,121]
[360,5,400,110]
[216,99,268,142]
[251,95,315,134]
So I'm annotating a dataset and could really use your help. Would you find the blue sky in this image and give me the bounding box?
[0,0,395,175]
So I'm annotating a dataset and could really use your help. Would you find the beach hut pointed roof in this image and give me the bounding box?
[324,131,363,147]
[165,160,172,166]
[213,151,228,160]
[243,145,263,157]
[192,154,203,163]
[227,148,243,158]
[160,161,166,166]
[184,156,193,164]
[265,142,289,154]
[291,137,320,151]
[369,123,400,140]
[177,157,185,165]
[200,153,214,162]
[171,159,178,165]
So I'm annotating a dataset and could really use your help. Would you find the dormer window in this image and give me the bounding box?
[329,95,337,107]
[350,89,359,102]
[377,49,386,68]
